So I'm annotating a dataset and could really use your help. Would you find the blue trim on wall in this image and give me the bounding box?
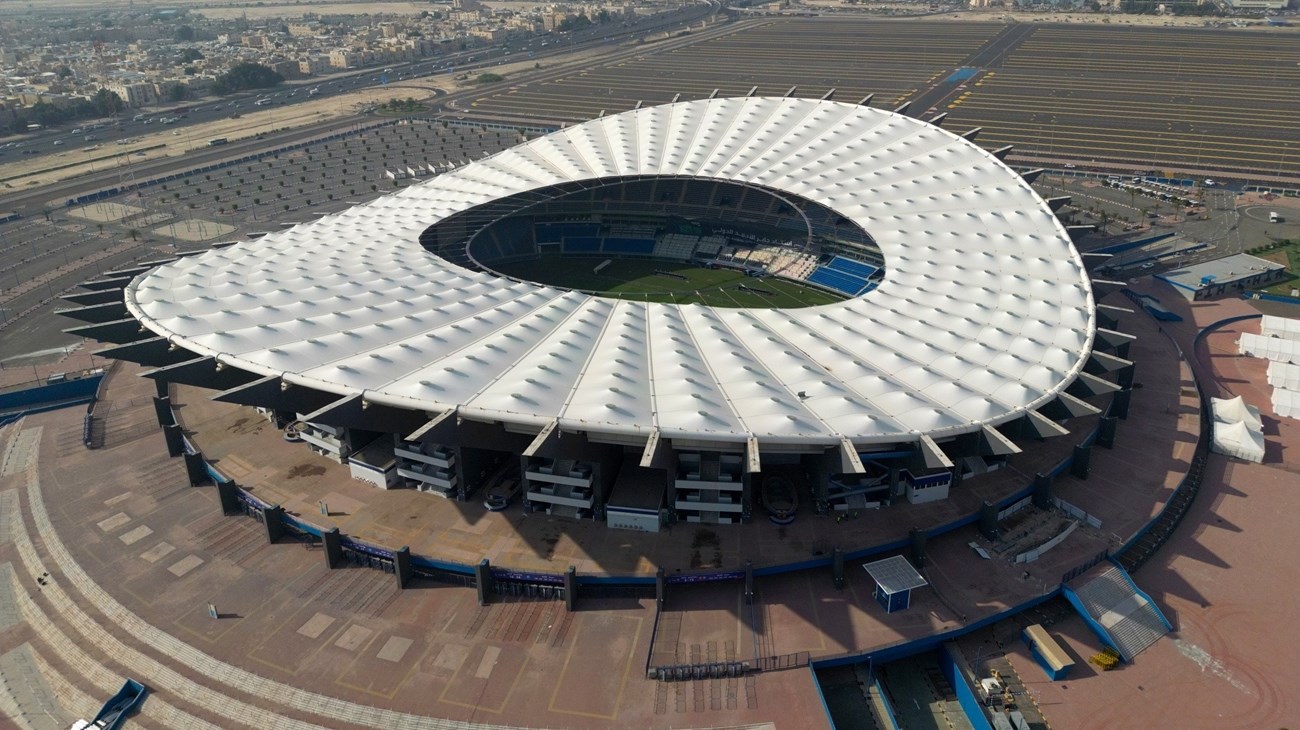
[873,676,902,730]
[939,644,995,730]
[813,590,1062,671]
[809,665,838,730]
[0,374,103,411]
[1061,584,1119,655]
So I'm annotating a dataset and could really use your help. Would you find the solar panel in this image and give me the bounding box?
[862,555,927,595]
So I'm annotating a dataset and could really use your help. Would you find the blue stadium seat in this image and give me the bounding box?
[563,236,603,253]
[808,267,869,297]
[603,237,655,254]
[827,256,878,279]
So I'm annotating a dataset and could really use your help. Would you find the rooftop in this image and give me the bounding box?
[125,96,1096,447]
[1156,252,1285,297]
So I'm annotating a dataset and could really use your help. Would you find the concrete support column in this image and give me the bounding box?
[655,567,666,608]
[475,559,492,606]
[261,504,284,544]
[183,450,207,486]
[216,477,240,515]
[395,546,412,589]
[1071,444,1092,480]
[744,561,754,605]
[832,547,844,590]
[152,396,174,428]
[1097,416,1118,449]
[1117,363,1136,389]
[1032,472,1053,509]
[153,378,169,399]
[909,527,927,570]
[1112,389,1132,420]
[741,473,753,523]
[322,527,342,569]
[163,423,184,458]
[979,501,999,541]
[564,566,577,612]
[889,465,902,498]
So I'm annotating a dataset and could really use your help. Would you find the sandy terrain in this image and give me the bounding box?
[0,36,622,194]
[0,81,443,190]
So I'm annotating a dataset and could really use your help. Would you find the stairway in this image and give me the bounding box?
[1066,564,1171,662]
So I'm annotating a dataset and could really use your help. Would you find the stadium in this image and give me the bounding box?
[75,96,1121,536]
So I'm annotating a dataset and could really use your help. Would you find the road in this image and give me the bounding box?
[0,2,716,163]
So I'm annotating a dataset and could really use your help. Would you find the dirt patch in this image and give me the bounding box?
[287,463,328,479]
[689,528,722,569]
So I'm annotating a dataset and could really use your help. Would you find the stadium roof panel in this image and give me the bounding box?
[126,97,1096,447]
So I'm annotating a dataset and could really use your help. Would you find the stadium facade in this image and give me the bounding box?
[65,97,1133,531]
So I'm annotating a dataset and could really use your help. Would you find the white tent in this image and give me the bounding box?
[1210,395,1262,431]
[1267,361,1300,391]
[1260,315,1300,341]
[1273,388,1300,420]
[1238,332,1300,365]
[1211,419,1265,463]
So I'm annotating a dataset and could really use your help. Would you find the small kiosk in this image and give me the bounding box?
[863,555,928,613]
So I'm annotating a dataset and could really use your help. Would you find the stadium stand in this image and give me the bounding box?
[695,235,727,257]
[604,237,656,254]
[563,236,603,253]
[654,233,699,260]
[827,255,878,279]
[807,267,870,296]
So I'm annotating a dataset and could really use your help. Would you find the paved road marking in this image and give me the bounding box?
[119,525,153,546]
[432,643,469,673]
[96,512,130,532]
[475,646,501,679]
[139,542,175,563]
[377,636,413,663]
[334,624,373,651]
[22,420,534,728]
[297,612,335,639]
[167,554,204,577]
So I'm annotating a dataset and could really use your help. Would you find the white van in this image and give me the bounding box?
[1270,211,1282,223]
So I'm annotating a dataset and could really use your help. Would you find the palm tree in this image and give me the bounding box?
[128,228,139,241]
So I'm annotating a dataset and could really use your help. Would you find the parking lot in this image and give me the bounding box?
[944,24,1300,179]
[465,19,1005,122]
[463,17,1300,184]
[0,119,526,366]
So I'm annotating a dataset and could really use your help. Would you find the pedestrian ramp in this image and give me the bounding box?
[1062,561,1172,662]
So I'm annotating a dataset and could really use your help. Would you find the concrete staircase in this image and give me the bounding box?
[1068,564,1171,662]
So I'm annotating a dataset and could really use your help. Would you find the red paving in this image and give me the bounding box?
[977,284,1300,729]
[2,282,1255,729]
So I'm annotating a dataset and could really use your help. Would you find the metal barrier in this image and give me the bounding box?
[650,661,752,682]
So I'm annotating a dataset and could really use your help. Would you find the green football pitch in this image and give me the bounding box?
[491,256,844,308]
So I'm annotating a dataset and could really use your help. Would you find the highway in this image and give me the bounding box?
[0,2,715,164]
[0,3,720,220]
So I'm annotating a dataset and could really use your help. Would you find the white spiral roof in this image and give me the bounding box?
[125,97,1096,447]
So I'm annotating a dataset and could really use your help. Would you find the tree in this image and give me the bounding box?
[210,62,283,95]
[476,72,504,84]
[166,83,187,102]
[57,66,73,79]
[180,48,204,63]
[175,26,196,42]
[128,228,139,241]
